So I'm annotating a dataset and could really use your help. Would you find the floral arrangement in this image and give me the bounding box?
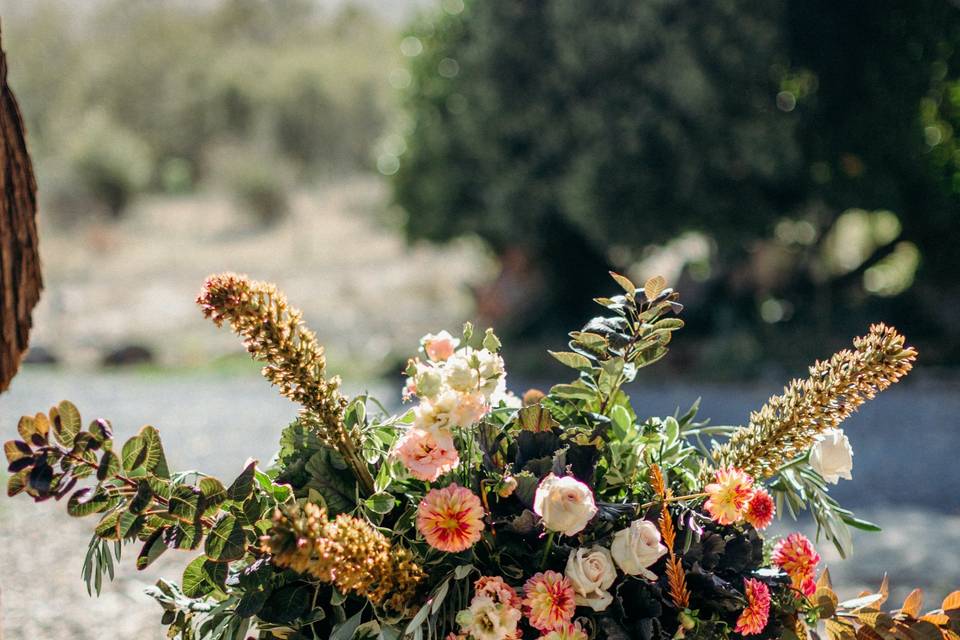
[6,272,959,640]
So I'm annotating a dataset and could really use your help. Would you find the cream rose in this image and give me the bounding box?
[565,546,616,611]
[533,473,598,536]
[611,519,667,580]
[809,428,853,483]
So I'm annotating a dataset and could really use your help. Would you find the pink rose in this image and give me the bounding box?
[395,427,459,482]
[422,330,459,361]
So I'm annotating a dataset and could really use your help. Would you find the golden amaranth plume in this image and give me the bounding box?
[708,323,916,480]
[197,273,375,495]
[262,503,424,612]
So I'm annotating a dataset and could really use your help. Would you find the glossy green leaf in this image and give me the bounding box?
[226,461,256,501]
[121,436,147,472]
[168,485,201,523]
[54,401,82,447]
[136,527,167,570]
[204,514,245,562]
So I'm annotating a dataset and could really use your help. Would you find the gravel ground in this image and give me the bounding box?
[1,371,958,638]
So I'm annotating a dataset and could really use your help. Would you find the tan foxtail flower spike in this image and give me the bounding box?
[262,502,424,612]
[707,323,916,480]
[197,273,375,495]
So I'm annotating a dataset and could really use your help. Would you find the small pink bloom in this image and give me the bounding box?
[704,466,754,525]
[523,571,576,632]
[417,484,485,553]
[735,578,771,635]
[772,532,820,596]
[475,576,522,608]
[423,330,459,361]
[395,427,459,482]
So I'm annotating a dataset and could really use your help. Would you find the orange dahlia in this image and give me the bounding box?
[735,578,771,636]
[771,532,820,596]
[417,484,485,552]
[523,571,576,632]
[704,466,755,525]
[744,487,776,530]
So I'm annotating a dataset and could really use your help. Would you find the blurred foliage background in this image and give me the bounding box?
[394,0,960,376]
[1,0,959,379]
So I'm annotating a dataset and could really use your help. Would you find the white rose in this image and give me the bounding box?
[611,519,667,580]
[445,349,480,392]
[565,546,616,611]
[533,473,598,536]
[809,428,853,484]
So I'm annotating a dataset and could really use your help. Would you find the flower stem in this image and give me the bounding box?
[540,531,556,569]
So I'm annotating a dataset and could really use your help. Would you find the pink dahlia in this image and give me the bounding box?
[523,571,576,632]
[417,484,485,552]
[772,532,820,596]
[734,578,771,636]
[744,487,776,531]
[704,466,754,525]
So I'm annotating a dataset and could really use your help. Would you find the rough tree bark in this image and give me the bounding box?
[0,28,42,393]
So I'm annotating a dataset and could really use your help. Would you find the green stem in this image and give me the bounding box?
[540,531,556,568]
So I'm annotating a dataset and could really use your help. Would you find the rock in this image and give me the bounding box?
[23,345,58,364]
[101,344,155,367]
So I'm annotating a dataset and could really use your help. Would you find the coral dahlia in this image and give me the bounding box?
[523,571,576,632]
[735,578,771,636]
[744,487,776,530]
[417,484,485,553]
[771,532,820,596]
[704,466,755,525]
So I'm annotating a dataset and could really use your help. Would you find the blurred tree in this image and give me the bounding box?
[393,0,960,369]
[393,0,800,334]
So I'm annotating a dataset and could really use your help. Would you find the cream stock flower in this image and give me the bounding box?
[610,519,667,580]
[533,474,597,536]
[809,428,853,484]
[445,350,481,392]
[564,546,616,611]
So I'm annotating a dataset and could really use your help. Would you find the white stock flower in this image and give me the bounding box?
[412,362,443,399]
[809,428,854,483]
[445,349,480,392]
[533,473,598,536]
[414,389,488,431]
[565,546,616,611]
[610,519,667,580]
[455,595,521,640]
[476,348,506,397]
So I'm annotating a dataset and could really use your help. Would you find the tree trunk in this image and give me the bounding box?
[0,28,42,393]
